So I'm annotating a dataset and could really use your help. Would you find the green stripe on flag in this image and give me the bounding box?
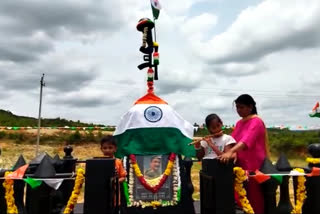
[309,112,320,118]
[152,7,160,19]
[114,127,195,158]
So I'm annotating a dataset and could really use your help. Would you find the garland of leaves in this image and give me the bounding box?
[127,154,181,208]
[3,171,18,214]
[233,167,254,214]
[63,168,85,214]
[291,168,307,214]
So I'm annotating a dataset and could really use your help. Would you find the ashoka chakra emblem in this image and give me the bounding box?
[144,106,163,123]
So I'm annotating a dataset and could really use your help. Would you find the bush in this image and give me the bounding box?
[0,131,6,139]
[67,131,82,144]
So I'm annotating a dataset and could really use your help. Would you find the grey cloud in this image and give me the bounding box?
[156,68,202,95]
[0,61,99,93]
[53,96,105,108]
[157,81,197,95]
[200,1,320,64]
[0,37,52,62]
[50,92,121,108]
[0,0,125,63]
[45,70,97,92]
[213,28,320,64]
[0,0,124,37]
[206,63,267,77]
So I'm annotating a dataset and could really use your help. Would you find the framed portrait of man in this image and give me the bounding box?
[133,155,173,201]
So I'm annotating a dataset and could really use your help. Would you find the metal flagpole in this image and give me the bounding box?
[36,73,45,156]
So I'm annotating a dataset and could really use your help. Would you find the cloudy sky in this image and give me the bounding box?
[0,0,320,128]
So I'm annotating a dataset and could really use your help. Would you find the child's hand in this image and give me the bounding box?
[203,136,212,144]
[218,150,234,163]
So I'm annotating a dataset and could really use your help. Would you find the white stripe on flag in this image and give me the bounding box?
[114,104,193,139]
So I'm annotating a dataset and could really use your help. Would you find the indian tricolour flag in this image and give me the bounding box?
[309,102,320,118]
[150,0,161,20]
[114,93,195,158]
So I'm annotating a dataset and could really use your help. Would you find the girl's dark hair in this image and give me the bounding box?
[234,94,258,114]
[205,114,223,128]
[100,135,117,147]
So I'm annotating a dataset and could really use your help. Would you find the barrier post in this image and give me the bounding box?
[83,158,115,214]
[199,159,234,214]
[302,143,320,214]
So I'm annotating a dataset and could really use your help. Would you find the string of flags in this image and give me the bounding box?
[0,126,115,131]
[1,164,71,190]
[1,125,319,131]
[194,125,320,131]
[250,167,320,184]
[2,162,320,190]
[2,102,318,132]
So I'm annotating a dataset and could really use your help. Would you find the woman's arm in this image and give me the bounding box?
[219,142,246,163]
[223,144,237,163]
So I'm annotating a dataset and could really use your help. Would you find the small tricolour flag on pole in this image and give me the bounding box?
[150,0,161,20]
[114,93,195,158]
[309,102,320,118]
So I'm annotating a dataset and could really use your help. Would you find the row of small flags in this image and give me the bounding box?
[1,164,65,190]
[251,167,320,184]
[2,163,320,190]
[1,125,319,131]
[0,126,116,131]
[194,125,320,131]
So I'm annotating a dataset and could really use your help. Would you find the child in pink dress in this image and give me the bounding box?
[219,94,269,214]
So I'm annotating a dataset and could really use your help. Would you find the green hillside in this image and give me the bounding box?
[0,109,104,127]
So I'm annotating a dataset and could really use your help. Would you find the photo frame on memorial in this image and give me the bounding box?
[133,155,173,201]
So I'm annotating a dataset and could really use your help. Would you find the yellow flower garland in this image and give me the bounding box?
[132,163,143,177]
[63,168,85,214]
[3,171,18,214]
[291,168,307,214]
[306,157,320,164]
[233,167,254,214]
[164,161,174,176]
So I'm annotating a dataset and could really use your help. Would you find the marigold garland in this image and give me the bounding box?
[126,154,181,208]
[291,168,307,214]
[63,168,85,214]
[3,171,18,214]
[130,153,176,193]
[306,157,320,164]
[233,167,254,214]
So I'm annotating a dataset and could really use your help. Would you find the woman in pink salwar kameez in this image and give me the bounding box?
[219,94,269,214]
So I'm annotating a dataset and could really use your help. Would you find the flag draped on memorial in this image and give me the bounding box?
[114,92,195,158]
